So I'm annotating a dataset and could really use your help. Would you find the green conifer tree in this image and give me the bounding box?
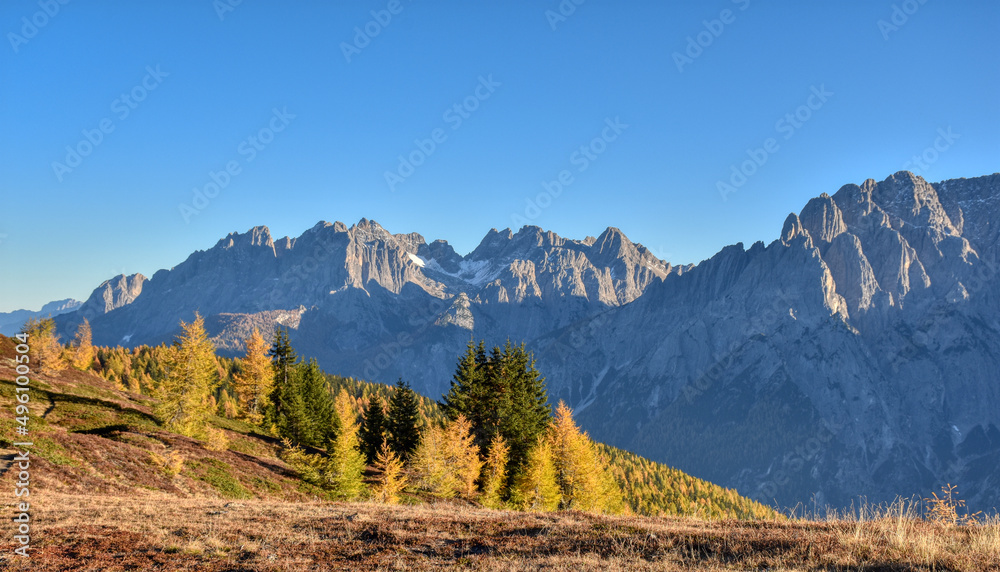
[359,396,388,464]
[299,359,336,447]
[386,378,421,460]
[499,341,551,474]
[268,327,298,423]
[441,340,483,429]
[441,340,551,479]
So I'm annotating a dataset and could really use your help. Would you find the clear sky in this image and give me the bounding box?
[1,0,997,313]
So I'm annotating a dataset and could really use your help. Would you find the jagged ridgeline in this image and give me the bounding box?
[87,339,776,520]
[47,172,1000,514]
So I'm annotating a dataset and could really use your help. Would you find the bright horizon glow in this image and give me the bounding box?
[1,1,998,312]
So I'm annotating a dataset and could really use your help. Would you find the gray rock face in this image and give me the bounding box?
[80,274,147,316]
[538,171,1000,513]
[53,171,1000,513]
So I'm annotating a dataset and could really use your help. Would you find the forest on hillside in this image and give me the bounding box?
[18,315,777,520]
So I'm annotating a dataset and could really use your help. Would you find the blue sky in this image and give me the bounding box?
[1,0,997,313]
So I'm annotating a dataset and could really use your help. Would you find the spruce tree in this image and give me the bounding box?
[501,341,552,474]
[299,359,336,447]
[441,340,482,425]
[278,380,310,446]
[386,378,421,460]
[268,327,298,422]
[441,340,551,478]
[359,396,388,464]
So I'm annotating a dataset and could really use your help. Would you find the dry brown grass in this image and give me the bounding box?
[0,492,996,571]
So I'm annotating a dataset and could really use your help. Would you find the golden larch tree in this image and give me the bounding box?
[480,433,510,509]
[549,400,624,514]
[155,314,219,439]
[446,414,483,500]
[512,437,561,512]
[22,317,64,374]
[72,318,96,370]
[326,389,367,499]
[372,438,408,504]
[411,423,457,497]
[232,328,274,424]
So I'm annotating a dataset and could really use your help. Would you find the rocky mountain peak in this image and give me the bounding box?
[217,225,275,250]
[393,231,428,254]
[591,226,639,266]
[832,183,878,229]
[780,213,811,246]
[469,228,515,261]
[872,171,959,236]
[799,193,847,244]
[80,273,147,316]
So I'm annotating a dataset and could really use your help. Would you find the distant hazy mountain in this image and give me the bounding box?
[52,171,1000,513]
[0,298,81,336]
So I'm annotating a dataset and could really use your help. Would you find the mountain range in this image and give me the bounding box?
[0,298,81,336]
[48,170,1000,513]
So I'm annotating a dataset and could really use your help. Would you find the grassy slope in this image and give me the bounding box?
[0,337,330,503]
